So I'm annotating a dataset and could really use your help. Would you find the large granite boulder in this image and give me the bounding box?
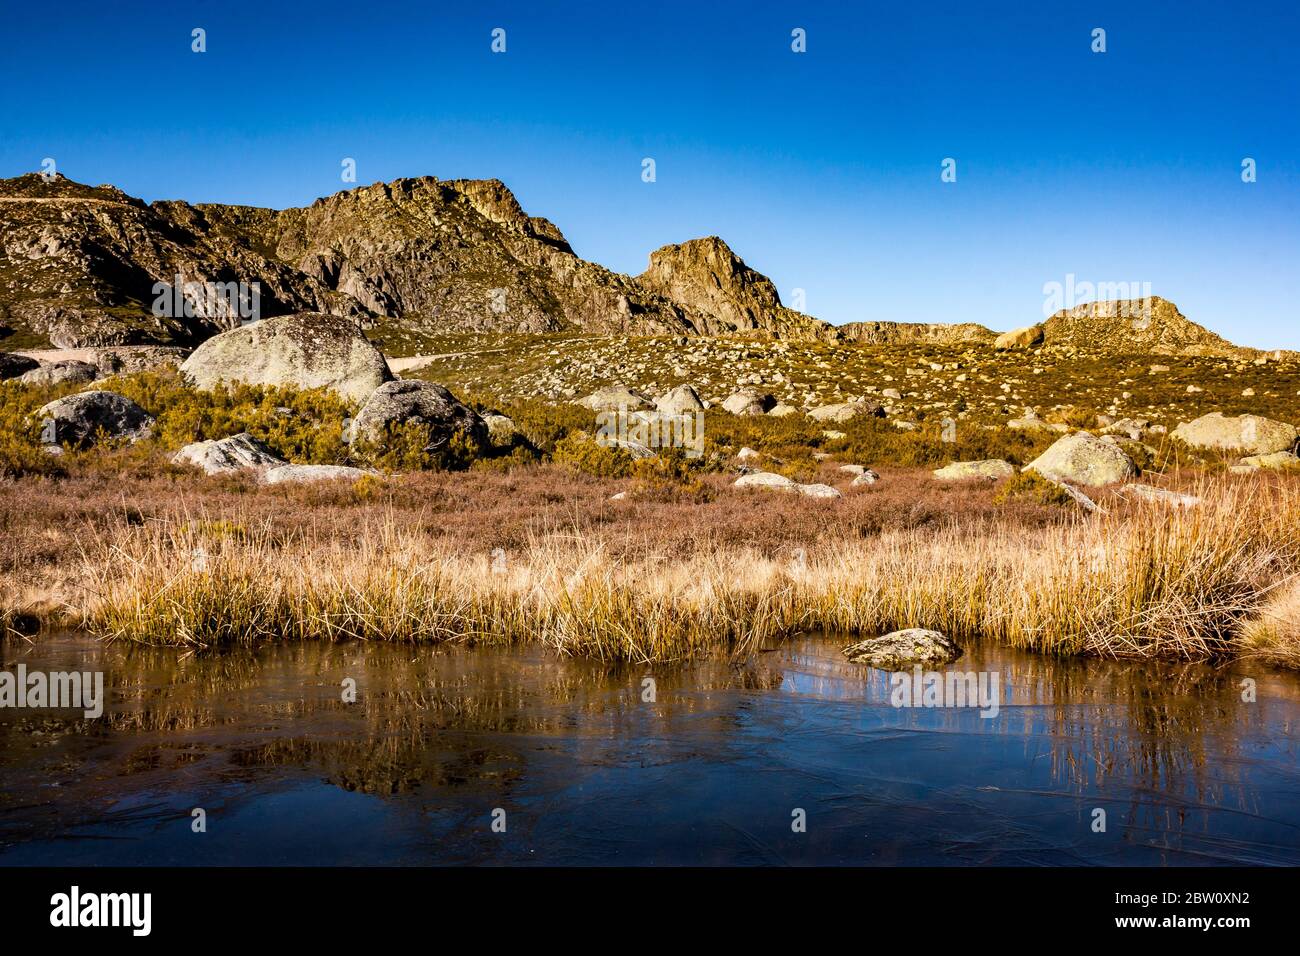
[172,433,287,475]
[35,390,153,448]
[1024,431,1137,487]
[347,380,487,451]
[1171,412,1298,456]
[180,313,392,403]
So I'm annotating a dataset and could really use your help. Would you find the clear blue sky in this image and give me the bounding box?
[2,1,1297,347]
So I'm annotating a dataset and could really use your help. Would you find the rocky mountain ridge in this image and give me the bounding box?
[0,172,1259,357]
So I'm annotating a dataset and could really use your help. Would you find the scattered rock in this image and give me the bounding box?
[1172,412,1299,456]
[795,483,842,499]
[1024,431,1137,487]
[734,471,795,490]
[994,325,1044,350]
[654,384,704,416]
[35,390,153,448]
[262,464,374,484]
[807,400,885,423]
[1115,484,1202,508]
[579,384,655,411]
[347,380,488,451]
[722,389,775,416]
[1101,417,1151,440]
[838,464,865,475]
[93,346,190,377]
[172,433,287,475]
[933,459,1015,481]
[481,413,520,449]
[843,629,962,668]
[180,312,393,403]
[851,469,881,486]
[1044,476,1101,513]
[736,446,761,461]
[768,403,800,417]
[733,471,841,498]
[1239,451,1300,470]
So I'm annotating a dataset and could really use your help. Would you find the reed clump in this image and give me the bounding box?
[78,477,1300,665]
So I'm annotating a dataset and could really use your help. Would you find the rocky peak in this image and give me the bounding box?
[639,236,785,328]
[1042,296,1239,356]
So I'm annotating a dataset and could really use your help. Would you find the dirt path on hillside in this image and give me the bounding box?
[386,348,514,373]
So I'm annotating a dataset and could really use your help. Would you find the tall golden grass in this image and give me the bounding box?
[79,477,1300,665]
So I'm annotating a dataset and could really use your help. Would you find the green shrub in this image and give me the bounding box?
[994,469,1076,507]
[552,431,635,478]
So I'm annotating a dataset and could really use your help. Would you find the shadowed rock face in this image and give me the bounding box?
[179,312,393,403]
[36,390,154,448]
[0,173,833,347]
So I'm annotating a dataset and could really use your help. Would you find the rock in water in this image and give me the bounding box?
[933,459,1015,481]
[1024,431,1137,487]
[180,312,392,403]
[843,629,962,668]
[35,390,153,448]
[172,433,287,475]
[347,380,487,451]
[1171,412,1298,456]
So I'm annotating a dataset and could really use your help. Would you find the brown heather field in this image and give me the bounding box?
[2,451,1298,669]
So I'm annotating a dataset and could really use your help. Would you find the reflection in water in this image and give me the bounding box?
[0,633,1297,865]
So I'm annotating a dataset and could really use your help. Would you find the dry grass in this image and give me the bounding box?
[66,473,1300,665]
[1239,578,1300,668]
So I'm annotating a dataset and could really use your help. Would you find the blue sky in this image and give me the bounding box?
[2,1,1297,346]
